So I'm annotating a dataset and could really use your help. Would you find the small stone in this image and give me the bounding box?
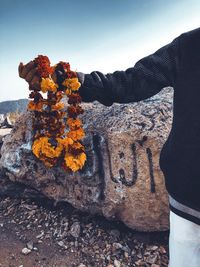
[146,254,158,264]
[36,231,44,239]
[151,264,160,267]
[70,222,81,238]
[159,246,167,254]
[124,251,129,258]
[112,242,123,250]
[151,245,159,251]
[114,259,121,267]
[78,264,87,267]
[58,241,64,246]
[26,241,34,250]
[21,247,31,255]
[57,241,68,249]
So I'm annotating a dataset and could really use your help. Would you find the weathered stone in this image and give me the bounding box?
[0,87,173,231]
[21,247,31,255]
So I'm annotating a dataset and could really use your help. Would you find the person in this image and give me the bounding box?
[18,27,200,266]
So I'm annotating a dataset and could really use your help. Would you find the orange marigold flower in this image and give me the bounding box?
[28,101,43,111]
[32,137,63,159]
[59,137,74,148]
[67,128,85,141]
[41,77,58,93]
[62,78,81,91]
[51,102,65,111]
[64,152,86,172]
[68,141,85,155]
[67,118,82,129]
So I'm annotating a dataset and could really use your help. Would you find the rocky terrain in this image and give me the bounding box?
[0,196,169,267]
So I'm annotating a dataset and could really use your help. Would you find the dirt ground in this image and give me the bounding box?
[0,196,169,267]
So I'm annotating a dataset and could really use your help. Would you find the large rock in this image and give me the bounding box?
[0,87,173,231]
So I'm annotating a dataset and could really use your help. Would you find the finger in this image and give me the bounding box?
[18,62,24,77]
[25,68,38,82]
[21,61,35,78]
[30,76,40,90]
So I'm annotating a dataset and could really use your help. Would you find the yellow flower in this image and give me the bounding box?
[67,128,85,141]
[40,77,58,93]
[32,137,63,160]
[62,78,81,91]
[64,152,86,172]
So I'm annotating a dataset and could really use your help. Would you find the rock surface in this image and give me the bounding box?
[0,87,173,231]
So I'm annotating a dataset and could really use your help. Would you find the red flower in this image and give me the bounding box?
[67,105,84,118]
[68,93,82,105]
[34,55,53,78]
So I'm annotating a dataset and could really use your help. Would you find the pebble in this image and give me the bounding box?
[112,242,123,250]
[70,222,81,238]
[21,247,31,255]
[26,241,34,250]
[114,259,121,267]
[57,241,68,249]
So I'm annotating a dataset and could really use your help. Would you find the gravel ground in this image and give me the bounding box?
[0,196,169,267]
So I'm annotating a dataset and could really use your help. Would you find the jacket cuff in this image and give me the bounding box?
[76,72,113,106]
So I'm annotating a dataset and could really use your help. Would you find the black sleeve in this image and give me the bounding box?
[77,34,181,106]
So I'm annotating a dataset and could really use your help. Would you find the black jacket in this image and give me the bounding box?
[77,27,200,225]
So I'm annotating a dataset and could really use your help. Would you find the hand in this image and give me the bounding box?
[18,60,57,91]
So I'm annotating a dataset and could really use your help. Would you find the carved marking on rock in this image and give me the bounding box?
[106,141,138,187]
[92,133,105,200]
[146,147,156,193]
[136,136,148,147]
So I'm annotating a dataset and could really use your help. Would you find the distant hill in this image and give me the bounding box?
[0,99,29,114]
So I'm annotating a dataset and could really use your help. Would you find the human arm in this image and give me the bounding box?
[77,35,181,106]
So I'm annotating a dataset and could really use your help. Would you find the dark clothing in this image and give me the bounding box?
[77,27,200,225]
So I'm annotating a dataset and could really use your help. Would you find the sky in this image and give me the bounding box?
[0,0,200,102]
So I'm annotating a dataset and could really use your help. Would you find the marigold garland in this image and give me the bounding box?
[27,55,86,172]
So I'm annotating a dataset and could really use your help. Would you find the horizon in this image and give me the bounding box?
[0,0,200,102]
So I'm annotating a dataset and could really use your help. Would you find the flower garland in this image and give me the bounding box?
[28,55,86,172]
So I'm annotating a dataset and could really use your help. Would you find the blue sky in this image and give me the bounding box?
[0,0,200,101]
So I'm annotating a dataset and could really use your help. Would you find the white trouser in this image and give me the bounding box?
[168,211,200,267]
